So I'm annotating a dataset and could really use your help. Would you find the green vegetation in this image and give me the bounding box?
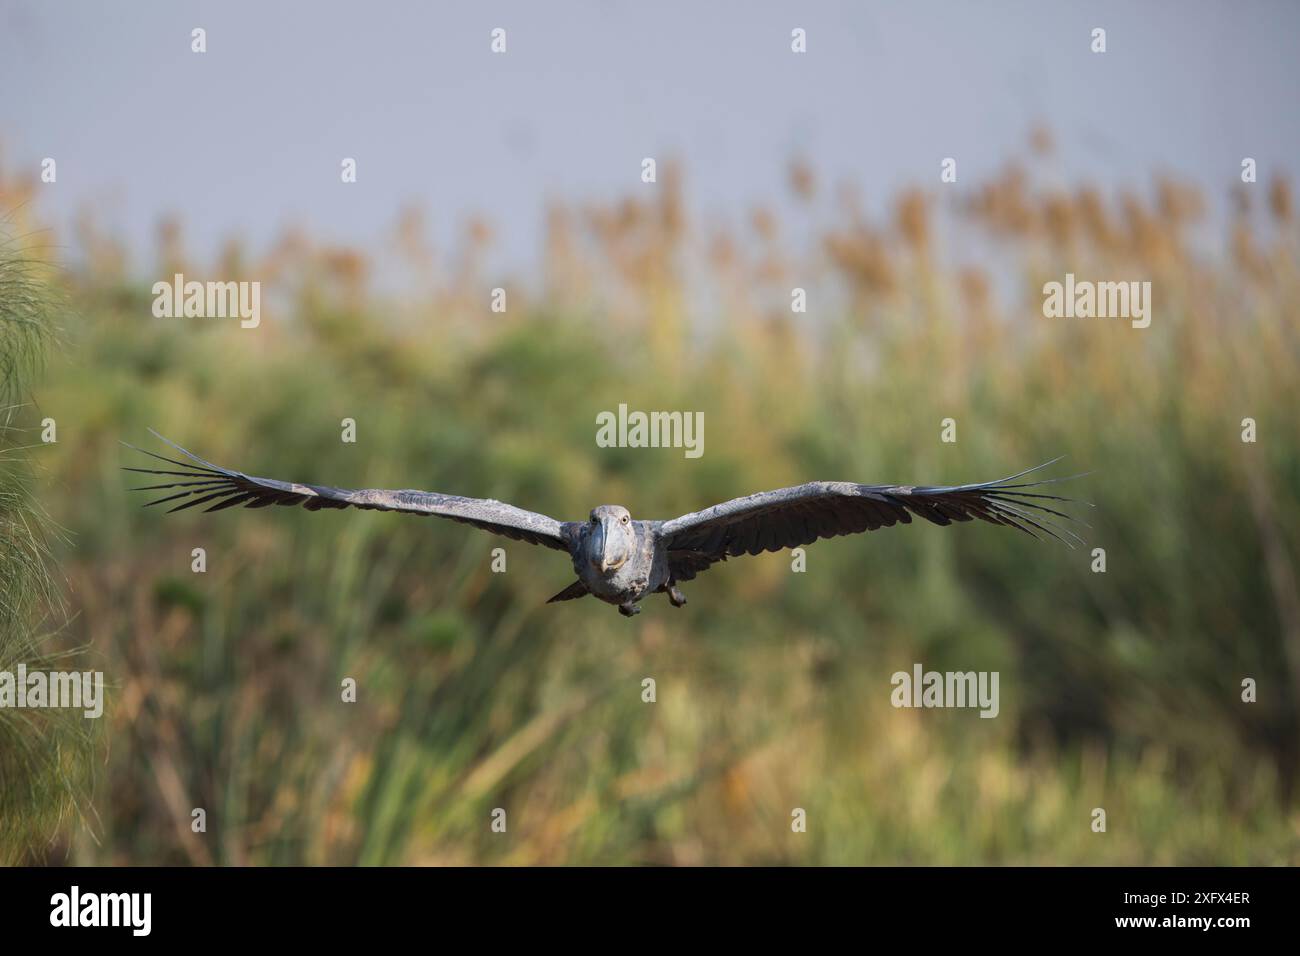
[0,236,93,864]
[9,148,1300,864]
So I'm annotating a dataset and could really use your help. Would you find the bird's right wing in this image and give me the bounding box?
[125,431,572,552]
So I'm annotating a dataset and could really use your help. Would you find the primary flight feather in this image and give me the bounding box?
[126,431,1088,617]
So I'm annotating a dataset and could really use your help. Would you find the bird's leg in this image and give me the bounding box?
[618,602,641,618]
[667,585,687,608]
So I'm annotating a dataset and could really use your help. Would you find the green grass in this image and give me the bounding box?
[0,238,94,865]
[13,161,1300,864]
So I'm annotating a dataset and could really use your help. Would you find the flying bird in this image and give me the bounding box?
[126,432,1086,617]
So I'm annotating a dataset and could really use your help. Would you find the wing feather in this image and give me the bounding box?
[660,460,1089,579]
[125,431,571,552]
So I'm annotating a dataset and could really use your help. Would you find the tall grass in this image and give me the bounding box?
[13,141,1300,864]
[0,236,93,864]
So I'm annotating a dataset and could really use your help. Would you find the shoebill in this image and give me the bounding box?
[127,432,1086,618]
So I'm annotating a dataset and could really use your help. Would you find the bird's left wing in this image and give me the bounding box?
[658,460,1086,579]
[125,432,572,551]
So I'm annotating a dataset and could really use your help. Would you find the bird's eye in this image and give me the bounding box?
[621,515,629,524]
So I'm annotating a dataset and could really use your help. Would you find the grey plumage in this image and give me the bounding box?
[126,431,1088,617]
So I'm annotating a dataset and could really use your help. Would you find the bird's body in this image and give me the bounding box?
[127,432,1087,616]
[564,511,667,614]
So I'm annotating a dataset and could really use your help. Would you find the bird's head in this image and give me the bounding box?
[587,505,635,573]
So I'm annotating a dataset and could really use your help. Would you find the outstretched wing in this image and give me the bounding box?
[124,431,572,552]
[658,460,1087,580]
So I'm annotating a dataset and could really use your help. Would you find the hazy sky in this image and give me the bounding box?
[2,0,1297,271]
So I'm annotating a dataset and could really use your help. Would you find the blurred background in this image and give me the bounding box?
[1,0,1298,864]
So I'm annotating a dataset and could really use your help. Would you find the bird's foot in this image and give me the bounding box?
[618,602,641,618]
[667,586,687,608]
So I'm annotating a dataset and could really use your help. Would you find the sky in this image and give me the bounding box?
[2,0,1297,273]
